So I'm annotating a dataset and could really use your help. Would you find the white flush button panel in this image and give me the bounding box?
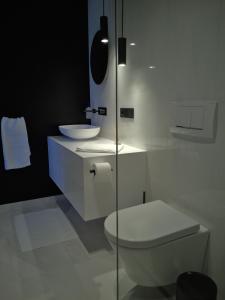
[170,101,217,142]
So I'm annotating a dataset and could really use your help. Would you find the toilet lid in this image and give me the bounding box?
[104,200,200,249]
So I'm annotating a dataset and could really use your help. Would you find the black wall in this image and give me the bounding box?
[0,2,90,204]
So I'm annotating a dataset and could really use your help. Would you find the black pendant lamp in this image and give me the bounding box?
[100,0,109,44]
[118,0,126,66]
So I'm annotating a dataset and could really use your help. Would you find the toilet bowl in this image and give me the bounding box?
[104,200,209,287]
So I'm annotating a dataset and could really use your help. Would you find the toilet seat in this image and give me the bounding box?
[104,200,200,249]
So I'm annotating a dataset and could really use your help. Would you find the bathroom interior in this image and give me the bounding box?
[0,0,224,299]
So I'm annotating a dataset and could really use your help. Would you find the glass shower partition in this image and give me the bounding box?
[116,0,225,299]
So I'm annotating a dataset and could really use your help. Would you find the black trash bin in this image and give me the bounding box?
[176,271,217,300]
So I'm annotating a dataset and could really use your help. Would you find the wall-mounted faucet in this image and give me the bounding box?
[84,107,107,116]
[85,108,98,114]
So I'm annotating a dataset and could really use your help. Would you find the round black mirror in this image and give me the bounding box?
[90,30,108,85]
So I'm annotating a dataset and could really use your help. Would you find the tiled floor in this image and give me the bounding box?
[0,195,174,300]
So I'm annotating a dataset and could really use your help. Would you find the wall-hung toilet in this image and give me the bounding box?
[104,200,209,287]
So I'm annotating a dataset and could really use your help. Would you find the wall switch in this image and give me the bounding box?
[98,107,107,116]
[120,108,134,119]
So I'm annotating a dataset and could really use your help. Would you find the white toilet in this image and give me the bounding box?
[104,200,209,287]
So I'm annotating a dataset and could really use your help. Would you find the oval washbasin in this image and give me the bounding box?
[59,124,100,140]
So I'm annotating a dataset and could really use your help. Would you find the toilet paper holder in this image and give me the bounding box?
[90,169,96,176]
[90,168,113,176]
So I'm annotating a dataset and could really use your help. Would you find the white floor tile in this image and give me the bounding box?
[14,207,78,251]
[0,195,173,300]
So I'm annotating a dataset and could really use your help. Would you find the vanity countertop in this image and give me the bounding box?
[48,136,146,158]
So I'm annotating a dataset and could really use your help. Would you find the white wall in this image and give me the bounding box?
[88,0,225,298]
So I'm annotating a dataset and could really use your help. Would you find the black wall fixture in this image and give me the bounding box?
[118,0,126,66]
[0,2,90,205]
[90,30,108,84]
[100,0,109,44]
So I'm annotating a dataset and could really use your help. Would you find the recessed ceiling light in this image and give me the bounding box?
[148,65,156,69]
[129,42,136,46]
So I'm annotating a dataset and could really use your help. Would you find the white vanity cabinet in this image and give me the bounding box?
[48,136,147,221]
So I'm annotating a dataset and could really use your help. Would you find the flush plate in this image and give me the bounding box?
[170,101,217,143]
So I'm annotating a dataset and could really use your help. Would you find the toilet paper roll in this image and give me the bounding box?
[93,162,114,216]
[85,107,92,120]
[92,162,112,184]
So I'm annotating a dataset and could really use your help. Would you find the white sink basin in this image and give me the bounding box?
[59,124,100,140]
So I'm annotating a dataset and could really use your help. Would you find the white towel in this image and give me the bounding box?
[76,143,124,153]
[1,117,31,170]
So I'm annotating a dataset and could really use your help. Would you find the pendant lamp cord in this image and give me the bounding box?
[103,0,105,15]
[122,0,124,37]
